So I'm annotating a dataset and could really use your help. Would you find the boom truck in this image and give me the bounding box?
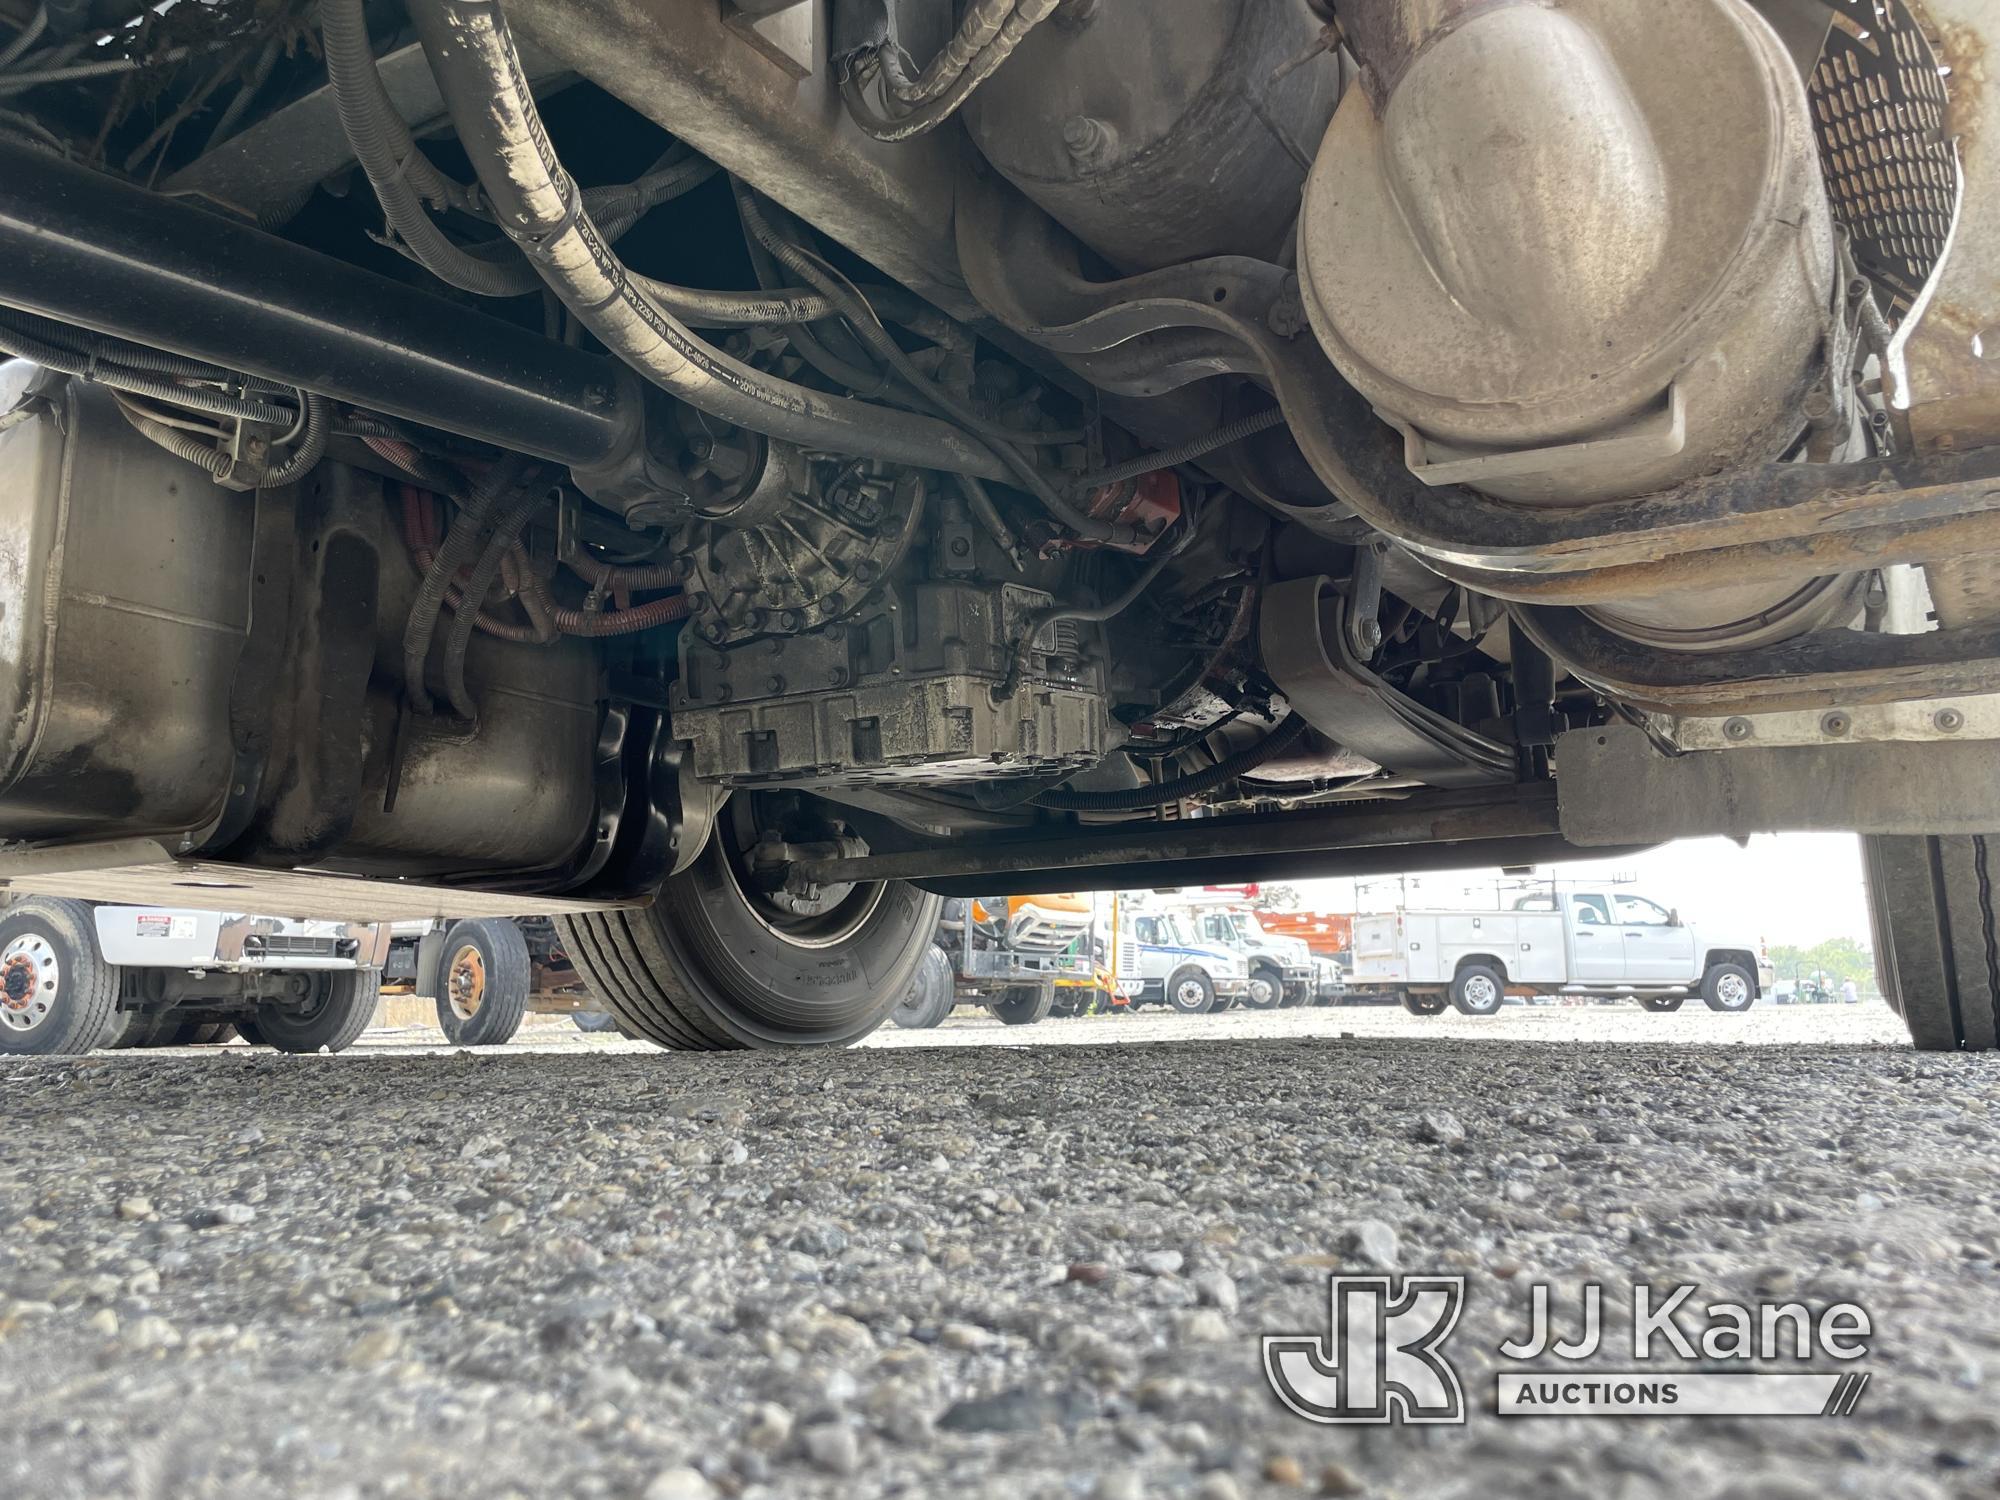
[892,893,1097,1028]
[0,0,1994,1056]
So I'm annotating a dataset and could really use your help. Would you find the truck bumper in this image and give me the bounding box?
[93,908,392,971]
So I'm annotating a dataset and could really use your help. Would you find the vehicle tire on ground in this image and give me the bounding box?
[1243,964,1285,1009]
[572,1008,621,1033]
[1279,981,1311,1008]
[988,984,1055,1026]
[434,918,530,1046]
[556,801,941,1050]
[1637,994,1685,1013]
[234,1017,265,1047]
[1399,990,1447,1016]
[253,971,380,1054]
[0,897,122,1056]
[1449,964,1506,1016]
[111,1009,171,1048]
[1164,965,1216,1015]
[890,944,956,1030]
[1699,962,1756,1014]
[1864,832,2000,1049]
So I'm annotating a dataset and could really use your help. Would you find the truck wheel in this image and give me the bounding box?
[1449,965,1506,1017]
[555,800,939,1050]
[988,984,1055,1025]
[253,971,380,1054]
[1243,965,1285,1009]
[1165,966,1216,1015]
[1637,994,1685,1013]
[890,945,956,1030]
[0,897,121,1056]
[1398,990,1447,1016]
[1279,981,1311,1008]
[1863,833,2000,1049]
[434,919,530,1047]
[572,1009,621,1033]
[234,1017,265,1047]
[1700,963,1756,1014]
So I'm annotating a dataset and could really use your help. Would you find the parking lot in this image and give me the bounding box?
[5,1002,1996,1500]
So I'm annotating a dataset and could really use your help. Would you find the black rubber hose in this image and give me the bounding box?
[322,0,537,298]
[1071,407,1289,491]
[409,0,1011,480]
[843,0,1059,143]
[1032,712,1311,811]
[440,470,546,720]
[403,452,531,713]
[733,183,1123,542]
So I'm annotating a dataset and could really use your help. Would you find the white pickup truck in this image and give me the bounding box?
[1350,890,1775,1018]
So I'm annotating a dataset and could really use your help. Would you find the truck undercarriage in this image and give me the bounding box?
[0,0,1994,1050]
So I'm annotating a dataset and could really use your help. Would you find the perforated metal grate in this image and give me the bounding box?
[1809,0,1960,320]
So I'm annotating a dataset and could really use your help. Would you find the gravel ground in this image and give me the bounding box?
[3,1003,1996,1499]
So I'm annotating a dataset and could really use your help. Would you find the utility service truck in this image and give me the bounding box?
[1350,889,1774,1017]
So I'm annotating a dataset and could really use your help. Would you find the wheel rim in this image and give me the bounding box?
[1247,976,1274,1006]
[1175,978,1207,1008]
[447,945,487,1021]
[1463,974,1499,1009]
[1717,972,1750,1008]
[719,798,885,950]
[0,933,58,1035]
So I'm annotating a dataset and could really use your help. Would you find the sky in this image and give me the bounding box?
[1289,832,1872,950]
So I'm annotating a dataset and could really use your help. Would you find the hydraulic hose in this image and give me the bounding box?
[403,452,532,713]
[733,183,1123,542]
[1032,712,1310,811]
[0,5,47,71]
[1072,407,1289,491]
[881,0,1018,104]
[409,0,1011,480]
[323,0,545,298]
[440,474,548,719]
[848,0,1059,141]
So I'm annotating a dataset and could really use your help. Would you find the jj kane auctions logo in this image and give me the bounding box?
[1264,1277,1873,1423]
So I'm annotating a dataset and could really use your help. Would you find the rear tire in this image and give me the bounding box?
[1399,990,1447,1016]
[434,918,530,1047]
[988,984,1054,1026]
[1700,962,1756,1014]
[572,1008,621,1033]
[0,897,121,1056]
[253,971,380,1054]
[555,803,940,1050]
[1164,966,1216,1015]
[1864,832,2000,1049]
[1637,994,1685,1014]
[1449,964,1506,1017]
[890,945,956,1030]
